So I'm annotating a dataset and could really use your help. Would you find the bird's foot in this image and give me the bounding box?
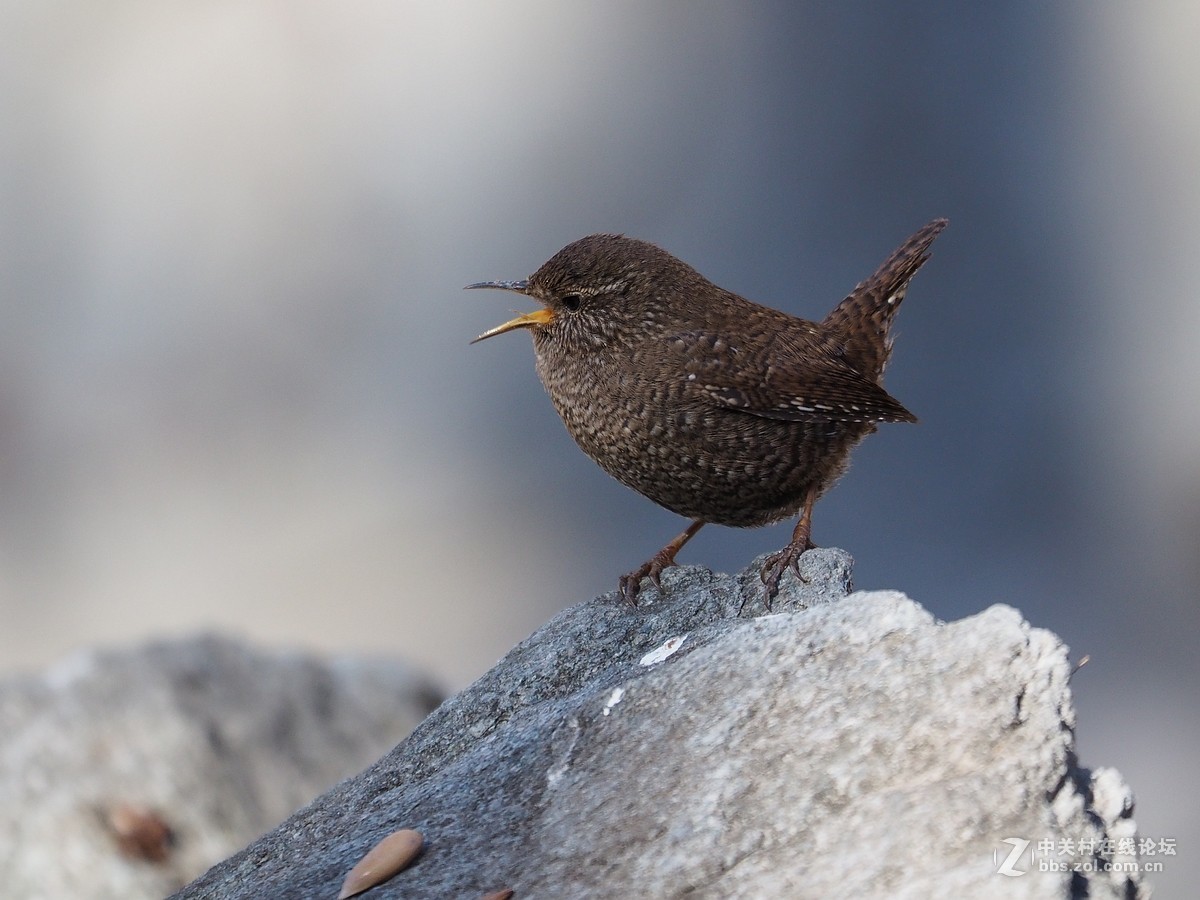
[759,538,816,608]
[618,554,676,607]
[618,520,706,608]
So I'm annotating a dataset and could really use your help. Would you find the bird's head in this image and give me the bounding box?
[467,234,702,351]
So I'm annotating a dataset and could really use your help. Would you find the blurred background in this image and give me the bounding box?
[1,1,1196,892]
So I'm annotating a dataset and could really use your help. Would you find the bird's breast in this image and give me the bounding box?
[528,338,868,526]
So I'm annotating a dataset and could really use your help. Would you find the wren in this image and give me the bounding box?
[468,219,947,605]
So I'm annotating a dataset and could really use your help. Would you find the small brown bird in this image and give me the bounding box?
[468,219,947,605]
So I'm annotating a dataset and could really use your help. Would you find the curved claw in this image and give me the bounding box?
[619,555,677,606]
[619,561,664,607]
[758,551,791,603]
[758,488,819,609]
[616,520,706,609]
[759,540,815,608]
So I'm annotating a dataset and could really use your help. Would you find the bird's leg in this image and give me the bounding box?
[619,520,706,606]
[760,487,819,605]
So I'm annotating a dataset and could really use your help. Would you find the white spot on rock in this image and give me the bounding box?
[602,686,625,716]
[640,635,687,666]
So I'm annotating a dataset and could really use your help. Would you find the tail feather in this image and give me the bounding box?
[822,218,947,380]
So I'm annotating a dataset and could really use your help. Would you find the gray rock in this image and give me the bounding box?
[174,550,1147,899]
[0,634,442,900]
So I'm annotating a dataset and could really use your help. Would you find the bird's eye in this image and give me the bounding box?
[562,293,583,312]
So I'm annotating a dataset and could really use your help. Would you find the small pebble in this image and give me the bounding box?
[105,803,174,863]
[338,828,424,899]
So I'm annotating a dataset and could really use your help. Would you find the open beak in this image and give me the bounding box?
[465,279,556,343]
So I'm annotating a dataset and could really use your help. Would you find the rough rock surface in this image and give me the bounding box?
[175,550,1147,899]
[0,634,442,899]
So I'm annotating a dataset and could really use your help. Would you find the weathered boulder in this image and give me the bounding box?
[175,550,1146,899]
[0,634,442,899]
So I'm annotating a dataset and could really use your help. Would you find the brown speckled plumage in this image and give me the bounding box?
[469,219,947,605]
